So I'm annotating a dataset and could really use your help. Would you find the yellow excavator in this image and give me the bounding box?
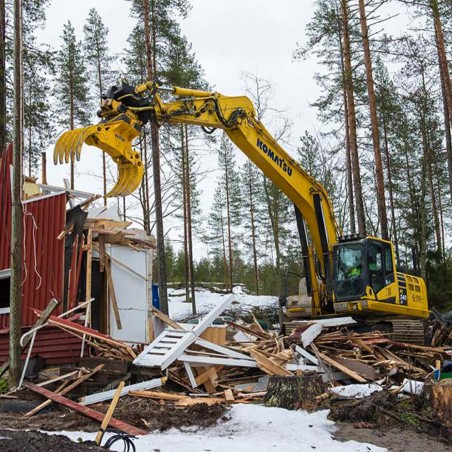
[54,80,429,339]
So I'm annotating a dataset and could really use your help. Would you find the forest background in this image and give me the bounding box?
[1,0,451,311]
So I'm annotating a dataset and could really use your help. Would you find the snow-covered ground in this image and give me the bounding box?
[59,404,387,452]
[168,286,278,320]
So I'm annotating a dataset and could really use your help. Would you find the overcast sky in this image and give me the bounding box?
[35,1,406,248]
[36,1,324,241]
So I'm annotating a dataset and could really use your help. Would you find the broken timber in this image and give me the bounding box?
[24,382,147,436]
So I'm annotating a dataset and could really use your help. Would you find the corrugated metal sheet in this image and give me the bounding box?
[0,144,66,327]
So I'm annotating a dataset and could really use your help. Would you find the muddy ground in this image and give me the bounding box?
[0,393,451,451]
[334,423,452,452]
[0,396,228,451]
[328,390,452,452]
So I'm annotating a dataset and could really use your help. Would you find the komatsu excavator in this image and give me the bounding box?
[54,80,429,339]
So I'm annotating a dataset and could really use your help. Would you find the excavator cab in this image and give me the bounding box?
[332,237,429,319]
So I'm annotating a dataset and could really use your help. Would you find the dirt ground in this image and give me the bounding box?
[0,396,229,451]
[0,394,451,451]
[334,423,452,452]
[327,390,452,452]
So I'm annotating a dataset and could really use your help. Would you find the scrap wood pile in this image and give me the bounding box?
[131,299,452,408]
[4,294,452,439]
[428,308,452,347]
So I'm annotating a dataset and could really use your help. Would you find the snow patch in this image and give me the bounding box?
[56,404,387,452]
[329,383,383,399]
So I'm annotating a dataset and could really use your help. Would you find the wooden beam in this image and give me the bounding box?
[151,307,182,330]
[95,381,125,446]
[316,352,367,383]
[85,228,93,301]
[105,259,122,330]
[46,315,135,358]
[249,350,292,376]
[224,389,235,403]
[24,382,147,436]
[195,366,223,387]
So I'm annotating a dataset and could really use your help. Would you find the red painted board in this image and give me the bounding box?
[24,382,148,436]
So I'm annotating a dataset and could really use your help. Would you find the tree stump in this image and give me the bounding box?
[264,374,327,411]
[423,380,452,426]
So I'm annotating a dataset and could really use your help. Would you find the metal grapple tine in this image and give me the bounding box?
[66,129,86,163]
[107,163,130,198]
[75,126,97,161]
[54,131,70,164]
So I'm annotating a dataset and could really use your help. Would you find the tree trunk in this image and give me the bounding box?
[441,80,452,199]
[358,0,388,239]
[184,125,196,313]
[0,0,6,156]
[225,156,233,292]
[340,0,366,236]
[249,176,259,294]
[382,115,399,265]
[422,381,452,427]
[181,126,190,305]
[433,0,452,198]
[9,0,23,389]
[338,11,356,235]
[93,41,107,206]
[143,0,168,313]
[69,74,75,189]
[264,375,327,411]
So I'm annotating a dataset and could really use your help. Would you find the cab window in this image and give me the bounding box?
[383,242,394,284]
[368,242,385,293]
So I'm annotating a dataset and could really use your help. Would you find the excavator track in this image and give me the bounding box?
[387,319,426,345]
[284,318,426,345]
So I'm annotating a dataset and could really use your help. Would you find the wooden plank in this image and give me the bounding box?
[129,390,187,401]
[294,345,319,366]
[23,365,105,417]
[99,235,106,272]
[24,382,147,436]
[80,376,166,405]
[151,307,182,330]
[105,259,122,330]
[95,381,125,446]
[85,228,93,300]
[175,397,224,407]
[224,389,235,403]
[37,370,79,387]
[178,353,257,368]
[197,366,217,393]
[46,316,135,357]
[315,352,367,383]
[184,362,198,388]
[301,323,323,348]
[192,295,234,337]
[249,350,292,376]
[195,366,223,387]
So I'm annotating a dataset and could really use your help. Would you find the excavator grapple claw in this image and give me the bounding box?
[53,118,144,197]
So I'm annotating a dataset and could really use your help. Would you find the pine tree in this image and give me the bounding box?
[83,8,114,204]
[240,160,265,294]
[217,135,242,291]
[54,21,90,189]
[207,182,229,288]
